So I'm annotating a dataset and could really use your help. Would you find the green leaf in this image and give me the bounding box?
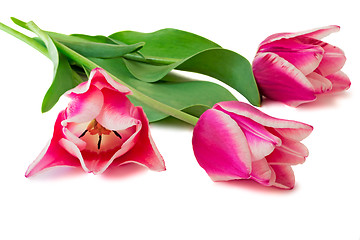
[110,28,261,106]
[109,28,220,60]
[25,21,80,112]
[49,32,145,58]
[177,48,260,106]
[121,48,260,106]
[10,17,30,31]
[89,57,237,122]
[70,34,120,44]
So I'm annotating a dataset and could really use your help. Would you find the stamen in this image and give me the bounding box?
[97,135,102,150]
[112,131,122,139]
[79,129,88,138]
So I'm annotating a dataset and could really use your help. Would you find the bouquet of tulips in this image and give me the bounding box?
[0,18,350,189]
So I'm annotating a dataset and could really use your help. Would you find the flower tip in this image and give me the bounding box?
[344,81,351,91]
[309,124,314,132]
[24,170,32,178]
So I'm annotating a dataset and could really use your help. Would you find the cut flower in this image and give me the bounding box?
[26,68,165,177]
[252,25,351,106]
[192,101,313,189]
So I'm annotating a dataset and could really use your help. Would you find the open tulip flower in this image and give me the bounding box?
[252,25,351,106]
[25,68,165,177]
[192,101,313,189]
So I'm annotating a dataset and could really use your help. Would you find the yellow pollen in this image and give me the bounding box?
[87,120,111,136]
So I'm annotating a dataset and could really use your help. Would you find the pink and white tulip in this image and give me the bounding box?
[252,25,351,107]
[26,68,165,177]
[192,101,313,189]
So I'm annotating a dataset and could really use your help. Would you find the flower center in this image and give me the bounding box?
[78,119,122,150]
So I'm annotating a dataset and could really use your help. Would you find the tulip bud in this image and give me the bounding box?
[252,26,351,106]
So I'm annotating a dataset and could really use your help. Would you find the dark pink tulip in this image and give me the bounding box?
[26,68,165,177]
[253,26,351,106]
[192,101,313,189]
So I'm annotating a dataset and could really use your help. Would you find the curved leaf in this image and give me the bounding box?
[110,28,261,106]
[26,22,80,112]
[70,33,120,44]
[109,28,220,60]
[49,32,145,58]
[121,48,260,106]
[177,48,260,106]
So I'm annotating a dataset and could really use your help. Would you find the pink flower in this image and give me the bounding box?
[192,101,313,189]
[252,25,351,107]
[26,68,165,177]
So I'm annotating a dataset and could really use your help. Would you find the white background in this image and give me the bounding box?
[0,1,359,239]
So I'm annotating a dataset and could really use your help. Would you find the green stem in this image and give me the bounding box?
[55,42,199,126]
[0,22,48,57]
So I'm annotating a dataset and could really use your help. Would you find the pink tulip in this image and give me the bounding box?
[26,68,165,177]
[192,101,313,189]
[252,25,351,107]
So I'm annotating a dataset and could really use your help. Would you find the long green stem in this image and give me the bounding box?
[56,42,199,126]
[0,22,48,57]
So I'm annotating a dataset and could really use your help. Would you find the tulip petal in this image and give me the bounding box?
[300,25,340,40]
[228,114,281,161]
[250,158,272,185]
[63,127,86,151]
[96,88,139,131]
[306,72,332,93]
[214,101,313,140]
[192,109,252,181]
[271,165,295,189]
[271,127,312,142]
[252,52,316,106]
[113,107,166,171]
[90,68,132,94]
[260,25,340,46]
[64,84,104,124]
[326,71,351,92]
[58,138,89,172]
[259,39,324,75]
[316,43,346,77]
[295,37,347,77]
[266,138,309,165]
[69,68,131,95]
[25,111,82,177]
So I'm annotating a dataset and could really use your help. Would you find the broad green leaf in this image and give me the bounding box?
[89,57,237,122]
[24,21,80,112]
[121,48,260,106]
[109,28,220,60]
[110,28,261,106]
[177,48,260,106]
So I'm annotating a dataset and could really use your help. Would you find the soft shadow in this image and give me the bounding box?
[298,91,351,110]
[260,91,351,110]
[216,179,297,194]
[101,163,147,180]
[27,167,85,181]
